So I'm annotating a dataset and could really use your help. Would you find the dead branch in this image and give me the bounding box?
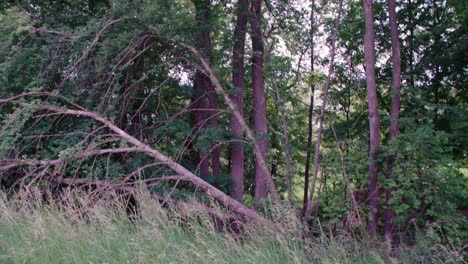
[65,17,129,78]
[1,101,265,223]
[43,176,245,233]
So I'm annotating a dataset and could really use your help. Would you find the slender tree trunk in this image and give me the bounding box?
[384,0,402,243]
[230,0,249,202]
[303,0,316,214]
[88,0,94,15]
[266,45,293,204]
[193,0,212,177]
[203,5,221,181]
[363,0,381,237]
[304,0,343,222]
[407,0,415,88]
[274,77,293,204]
[133,56,145,141]
[250,0,269,207]
[310,167,325,231]
[270,149,280,178]
[208,88,221,183]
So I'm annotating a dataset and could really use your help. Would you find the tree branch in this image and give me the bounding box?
[2,102,265,223]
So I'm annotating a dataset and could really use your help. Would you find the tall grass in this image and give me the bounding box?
[0,189,464,263]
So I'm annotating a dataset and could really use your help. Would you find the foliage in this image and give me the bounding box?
[0,0,466,255]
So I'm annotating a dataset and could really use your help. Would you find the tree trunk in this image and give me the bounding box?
[10,103,266,224]
[362,0,381,237]
[250,0,269,207]
[230,0,249,203]
[304,0,343,222]
[407,0,415,88]
[270,148,280,178]
[184,45,280,202]
[384,0,402,243]
[193,0,212,177]
[303,0,316,214]
[203,5,221,181]
[266,44,293,204]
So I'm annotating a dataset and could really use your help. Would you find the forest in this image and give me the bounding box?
[0,0,466,263]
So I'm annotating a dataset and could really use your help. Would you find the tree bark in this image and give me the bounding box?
[150,19,279,204]
[203,2,222,181]
[407,0,415,88]
[303,0,316,214]
[362,0,381,237]
[304,0,343,222]
[193,0,212,177]
[384,0,402,243]
[230,0,249,203]
[250,0,269,207]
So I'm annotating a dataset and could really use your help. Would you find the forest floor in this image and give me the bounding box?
[0,190,464,264]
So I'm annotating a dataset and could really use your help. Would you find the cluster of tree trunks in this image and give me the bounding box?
[193,0,219,178]
[192,0,276,206]
[362,0,401,242]
[384,0,402,244]
[0,0,404,241]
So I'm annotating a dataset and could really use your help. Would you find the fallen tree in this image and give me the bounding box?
[0,96,265,224]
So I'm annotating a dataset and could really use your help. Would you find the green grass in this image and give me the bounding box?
[0,190,464,263]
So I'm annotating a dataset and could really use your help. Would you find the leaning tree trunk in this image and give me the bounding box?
[250,0,269,207]
[184,45,279,202]
[303,0,316,214]
[0,99,266,224]
[230,0,249,203]
[362,0,381,237]
[384,0,402,244]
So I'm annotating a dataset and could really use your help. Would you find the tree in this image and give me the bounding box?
[362,0,381,237]
[0,0,466,250]
[230,0,249,203]
[304,0,344,223]
[0,99,266,223]
[303,0,316,214]
[383,0,401,243]
[250,0,269,206]
[193,0,212,177]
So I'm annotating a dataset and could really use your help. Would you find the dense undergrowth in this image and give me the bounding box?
[0,190,465,264]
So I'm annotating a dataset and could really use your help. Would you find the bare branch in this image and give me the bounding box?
[2,103,264,223]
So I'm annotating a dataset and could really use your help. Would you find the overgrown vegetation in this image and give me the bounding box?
[0,0,466,262]
[0,190,465,263]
